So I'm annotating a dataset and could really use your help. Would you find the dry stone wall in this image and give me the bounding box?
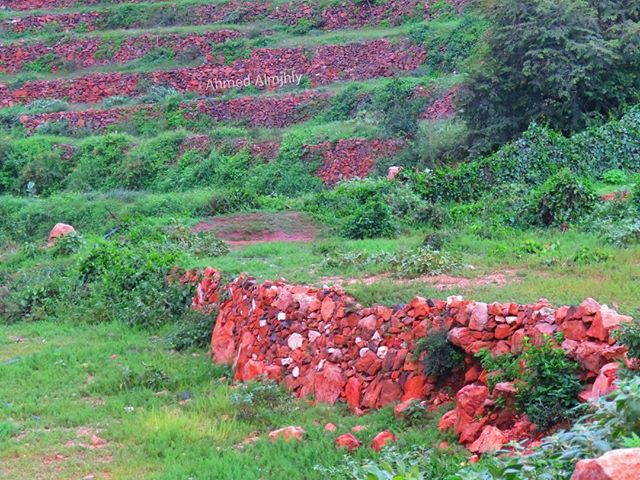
[188,268,632,449]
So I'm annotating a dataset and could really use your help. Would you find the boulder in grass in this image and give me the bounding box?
[47,223,75,247]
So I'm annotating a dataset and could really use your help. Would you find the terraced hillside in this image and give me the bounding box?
[2,1,640,479]
[0,0,473,190]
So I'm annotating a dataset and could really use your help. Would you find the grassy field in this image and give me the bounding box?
[0,319,466,479]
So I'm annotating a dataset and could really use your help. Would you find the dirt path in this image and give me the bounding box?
[192,211,319,247]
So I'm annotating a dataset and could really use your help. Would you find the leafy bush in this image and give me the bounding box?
[615,319,640,360]
[532,168,597,226]
[458,0,640,154]
[49,231,85,256]
[315,446,466,480]
[389,246,457,278]
[166,309,216,351]
[340,198,398,239]
[573,246,611,265]
[78,240,190,327]
[414,327,463,380]
[477,335,582,429]
[602,169,627,185]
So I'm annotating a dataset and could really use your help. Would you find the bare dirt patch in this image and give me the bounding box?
[321,270,520,291]
[193,211,319,246]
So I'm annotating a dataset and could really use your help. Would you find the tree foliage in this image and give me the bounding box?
[459,0,640,154]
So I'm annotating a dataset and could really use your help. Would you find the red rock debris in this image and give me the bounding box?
[0,40,426,107]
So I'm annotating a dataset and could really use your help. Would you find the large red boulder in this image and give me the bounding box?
[572,448,640,480]
[47,223,75,247]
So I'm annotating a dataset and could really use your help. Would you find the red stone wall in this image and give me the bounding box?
[1,40,426,106]
[194,269,632,447]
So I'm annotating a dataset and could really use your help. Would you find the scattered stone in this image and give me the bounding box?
[335,433,360,452]
[371,430,397,452]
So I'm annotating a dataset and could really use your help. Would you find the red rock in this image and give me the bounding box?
[387,166,401,180]
[588,306,633,341]
[345,377,362,409]
[321,296,335,322]
[371,430,397,452]
[268,426,305,442]
[469,426,507,454]
[324,423,337,432]
[379,379,402,406]
[438,410,457,432]
[591,362,619,398]
[240,359,265,382]
[313,362,345,404]
[574,298,601,318]
[456,384,489,418]
[469,302,489,331]
[47,223,75,247]
[351,425,367,433]
[571,448,640,480]
[401,374,426,401]
[335,433,360,452]
[563,320,589,342]
[448,327,476,351]
[494,324,511,340]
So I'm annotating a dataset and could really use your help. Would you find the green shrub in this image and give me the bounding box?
[573,246,611,265]
[78,240,190,327]
[602,169,627,185]
[615,319,640,360]
[477,335,583,429]
[387,246,457,278]
[341,199,398,239]
[49,231,85,256]
[414,328,463,381]
[533,168,597,226]
[166,309,216,351]
[67,134,133,192]
[455,376,640,479]
[1,137,72,195]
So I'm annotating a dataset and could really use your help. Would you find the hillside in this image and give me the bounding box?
[1,0,640,479]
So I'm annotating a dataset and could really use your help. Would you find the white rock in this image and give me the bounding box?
[376,346,388,359]
[292,366,300,378]
[277,312,286,321]
[288,333,303,350]
[308,330,321,343]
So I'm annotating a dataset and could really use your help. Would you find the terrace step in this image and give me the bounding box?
[1,39,426,106]
[17,86,457,134]
[0,30,242,74]
[1,0,429,37]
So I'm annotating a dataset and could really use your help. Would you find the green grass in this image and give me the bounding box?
[0,319,465,479]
